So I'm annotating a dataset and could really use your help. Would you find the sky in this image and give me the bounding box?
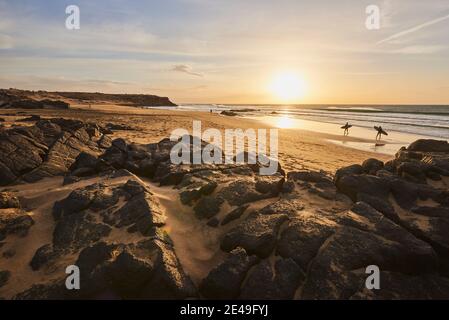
[0,0,449,104]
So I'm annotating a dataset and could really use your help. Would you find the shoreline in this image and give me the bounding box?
[0,103,395,173]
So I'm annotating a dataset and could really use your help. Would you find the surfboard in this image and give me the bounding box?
[374,126,388,136]
[341,124,352,129]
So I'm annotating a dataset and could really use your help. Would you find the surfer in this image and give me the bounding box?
[374,125,388,140]
[341,122,352,136]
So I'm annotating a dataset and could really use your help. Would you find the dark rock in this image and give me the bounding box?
[70,152,99,172]
[200,247,259,299]
[350,272,449,299]
[336,174,391,202]
[408,139,449,153]
[179,180,217,205]
[0,118,110,185]
[255,175,284,195]
[115,192,166,234]
[221,213,288,258]
[30,244,59,271]
[334,164,364,183]
[62,175,81,185]
[53,211,111,250]
[207,217,220,227]
[0,192,20,209]
[288,171,332,184]
[0,208,34,241]
[221,205,249,225]
[0,270,11,288]
[362,158,384,174]
[194,196,223,219]
[75,239,196,299]
[220,110,238,116]
[219,180,275,206]
[239,258,303,299]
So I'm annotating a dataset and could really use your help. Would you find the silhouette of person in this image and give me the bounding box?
[341,122,351,136]
[375,126,384,140]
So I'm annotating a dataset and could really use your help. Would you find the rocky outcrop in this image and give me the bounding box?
[0,194,34,241]
[335,139,449,278]
[1,118,449,300]
[14,177,196,299]
[0,118,111,185]
[0,88,176,108]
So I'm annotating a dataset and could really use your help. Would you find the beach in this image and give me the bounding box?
[0,103,395,173]
[1,99,449,300]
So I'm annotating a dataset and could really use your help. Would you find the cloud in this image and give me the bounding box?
[377,13,449,44]
[390,45,447,54]
[171,64,204,77]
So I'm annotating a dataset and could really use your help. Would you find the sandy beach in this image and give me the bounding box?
[0,103,393,174]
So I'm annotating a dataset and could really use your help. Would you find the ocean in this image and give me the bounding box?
[164,104,449,140]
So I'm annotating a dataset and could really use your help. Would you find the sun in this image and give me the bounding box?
[270,72,306,102]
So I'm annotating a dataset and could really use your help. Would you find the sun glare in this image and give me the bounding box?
[270,72,306,102]
[275,116,295,129]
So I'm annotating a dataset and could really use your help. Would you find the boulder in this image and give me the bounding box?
[200,247,259,299]
[221,212,288,258]
[408,140,449,153]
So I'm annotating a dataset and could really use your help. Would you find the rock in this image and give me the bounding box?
[194,196,223,220]
[115,192,166,234]
[221,212,288,258]
[220,110,237,116]
[200,247,259,299]
[70,152,99,172]
[255,175,284,195]
[336,174,391,202]
[259,199,305,216]
[179,180,217,205]
[53,211,111,250]
[288,171,332,184]
[362,158,384,174]
[356,192,398,221]
[62,175,81,185]
[221,205,249,225]
[13,280,68,300]
[0,270,11,288]
[0,208,34,241]
[351,272,449,299]
[408,139,449,153]
[30,244,59,271]
[0,192,20,209]
[239,258,303,299]
[219,180,275,206]
[207,217,220,227]
[298,204,439,299]
[76,240,196,299]
[334,164,364,183]
[0,118,110,185]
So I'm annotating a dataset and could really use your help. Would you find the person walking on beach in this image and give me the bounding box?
[374,125,388,140]
[341,122,352,136]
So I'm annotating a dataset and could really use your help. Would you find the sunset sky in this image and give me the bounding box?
[1,0,449,104]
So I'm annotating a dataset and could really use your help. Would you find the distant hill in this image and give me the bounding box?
[0,88,177,109]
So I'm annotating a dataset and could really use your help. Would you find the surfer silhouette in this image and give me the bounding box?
[374,125,388,140]
[341,122,352,136]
